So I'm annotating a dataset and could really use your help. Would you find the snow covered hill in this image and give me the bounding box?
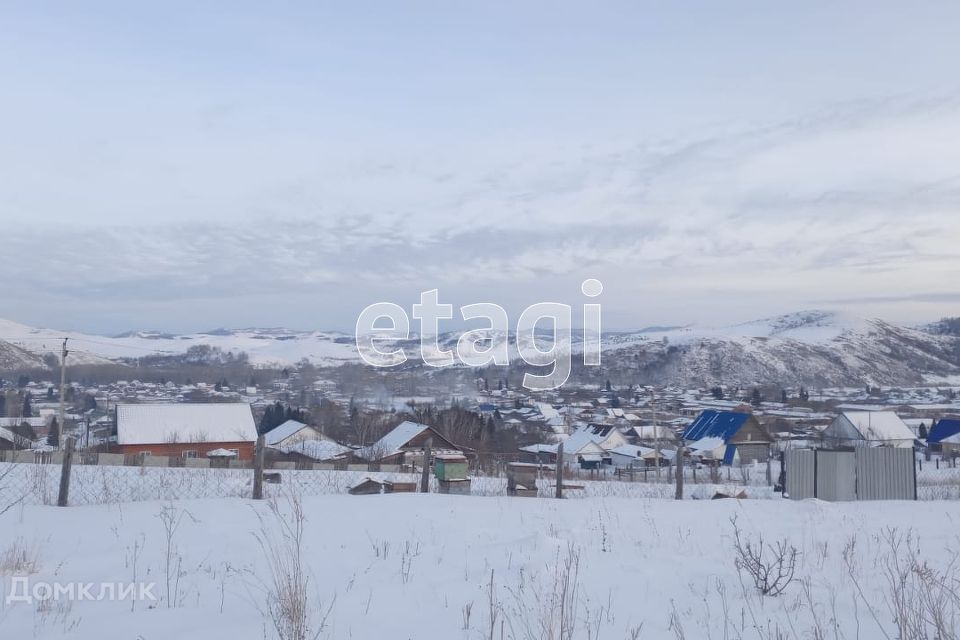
[0,319,360,368]
[0,311,958,386]
[602,311,960,387]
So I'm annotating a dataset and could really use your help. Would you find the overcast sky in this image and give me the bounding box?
[1,1,959,334]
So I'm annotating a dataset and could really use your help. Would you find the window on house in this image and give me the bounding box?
[228,449,240,457]
[183,450,198,459]
[139,451,151,458]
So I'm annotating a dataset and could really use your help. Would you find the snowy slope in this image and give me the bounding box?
[0,491,958,640]
[602,311,960,387]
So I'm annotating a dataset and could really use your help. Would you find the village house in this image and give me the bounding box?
[357,420,467,466]
[608,443,654,468]
[0,426,33,451]
[928,418,960,456]
[264,419,352,463]
[821,411,916,448]
[682,409,772,465]
[113,403,259,461]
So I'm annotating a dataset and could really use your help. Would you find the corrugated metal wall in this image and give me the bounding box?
[815,451,857,501]
[785,447,916,501]
[856,446,916,500]
[785,449,815,499]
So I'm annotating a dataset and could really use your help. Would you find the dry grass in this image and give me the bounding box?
[0,537,40,575]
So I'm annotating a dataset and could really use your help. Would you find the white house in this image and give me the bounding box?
[608,444,654,468]
[822,411,916,448]
[264,419,324,449]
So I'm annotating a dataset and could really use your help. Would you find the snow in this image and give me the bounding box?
[360,420,431,458]
[205,448,237,458]
[2,492,960,639]
[277,439,352,461]
[609,444,653,458]
[688,436,725,453]
[263,419,309,446]
[0,308,927,370]
[839,411,916,442]
[116,403,258,446]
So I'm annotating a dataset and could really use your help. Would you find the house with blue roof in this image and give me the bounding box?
[682,409,772,465]
[928,418,960,455]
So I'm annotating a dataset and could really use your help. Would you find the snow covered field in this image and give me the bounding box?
[1,493,958,640]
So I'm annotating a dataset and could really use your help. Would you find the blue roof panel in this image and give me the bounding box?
[723,444,737,465]
[929,419,960,444]
[683,410,750,442]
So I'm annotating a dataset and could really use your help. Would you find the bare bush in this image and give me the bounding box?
[253,491,334,640]
[0,537,40,575]
[505,544,582,640]
[156,503,196,608]
[878,528,960,640]
[731,516,798,597]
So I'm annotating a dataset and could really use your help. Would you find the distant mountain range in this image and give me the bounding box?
[1,311,959,387]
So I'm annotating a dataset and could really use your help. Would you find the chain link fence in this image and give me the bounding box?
[2,453,956,507]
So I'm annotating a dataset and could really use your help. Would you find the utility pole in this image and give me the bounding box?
[57,338,69,449]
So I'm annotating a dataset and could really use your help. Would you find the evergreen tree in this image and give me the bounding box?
[781,389,788,404]
[47,417,59,448]
[485,416,496,438]
[47,386,54,400]
[22,392,32,418]
[750,388,762,406]
[605,380,612,392]
[919,422,929,440]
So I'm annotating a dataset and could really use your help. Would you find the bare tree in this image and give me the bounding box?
[730,516,798,597]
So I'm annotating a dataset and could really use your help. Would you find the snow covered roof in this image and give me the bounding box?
[372,421,429,455]
[0,427,30,447]
[559,428,611,454]
[280,439,352,461]
[519,443,559,454]
[0,417,49,428]
[360,420,463,459]
[206,448,238,457]
[609,444,653,458]
[629,425,676,440]
[683,410,751,442]
[264,419,309,446]
[116,403,257,446]
[838,412,914,442]
[688,436,725,453]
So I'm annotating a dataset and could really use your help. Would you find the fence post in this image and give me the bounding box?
[675,446,684,500]
[555,442,564,498]
[253,435,265,500]
[420,438,432,493]
[57,437,75,507]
